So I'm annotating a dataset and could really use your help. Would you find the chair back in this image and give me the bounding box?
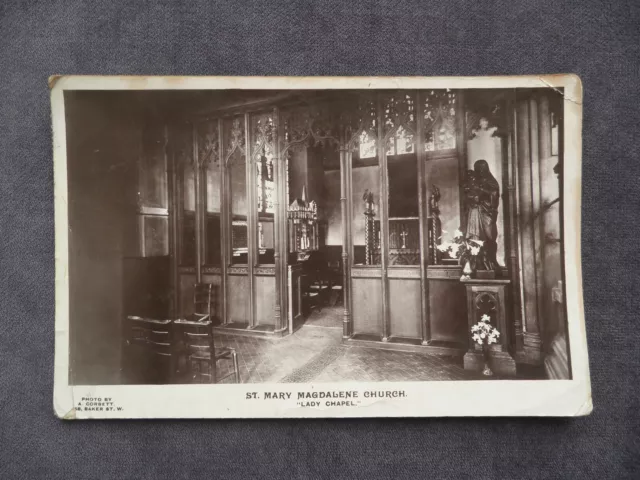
[172,319,216,383]
[122,316,173,384]
[193,283,217,319]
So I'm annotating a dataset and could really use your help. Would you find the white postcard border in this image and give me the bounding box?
[51,75,591,419]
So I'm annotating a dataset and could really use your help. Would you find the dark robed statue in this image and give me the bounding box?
[463,159,500,271]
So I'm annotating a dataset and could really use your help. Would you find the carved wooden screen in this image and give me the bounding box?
[196,120,221,266]
[421,90,462,263]
[345,94,380,266]
[382,92,420,266]
[171,123,196,266]
[223,116,247,265]
[280,100,340,259]
[251,111,276,264]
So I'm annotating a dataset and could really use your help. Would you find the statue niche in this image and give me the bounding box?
[463,159,500,275]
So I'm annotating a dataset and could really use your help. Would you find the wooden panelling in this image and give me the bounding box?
[352,278,382,335]
[227,275,250,324]
[255,275,276,326]
[389,278,421,339]
[427,265,462,279]
[179,272,196,316]
[287,264,304,333]
[140,124,169,209]
[387,267,420,279]
[141,215,169,257]
[428,279,468,345]
[202,273,223,323]
[123,257,171,319]
[351,267,382,278]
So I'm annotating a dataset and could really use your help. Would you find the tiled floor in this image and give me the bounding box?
[304,305,343,329]
[215,309,485,383]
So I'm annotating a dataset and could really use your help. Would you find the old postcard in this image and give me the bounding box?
[51,75,591,419]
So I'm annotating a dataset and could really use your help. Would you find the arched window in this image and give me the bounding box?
[256,149,275,214]
[358,130,376,159]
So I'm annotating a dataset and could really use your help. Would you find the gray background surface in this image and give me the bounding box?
[1,1,638,478]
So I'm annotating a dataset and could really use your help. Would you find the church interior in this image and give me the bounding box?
[64,87,571,385]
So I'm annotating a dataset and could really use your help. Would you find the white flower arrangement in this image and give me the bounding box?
[436,229,483,264]
[471,314,500,346]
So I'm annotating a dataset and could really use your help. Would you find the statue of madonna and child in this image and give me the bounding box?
[462,159,500,276]
[437,159,501,279]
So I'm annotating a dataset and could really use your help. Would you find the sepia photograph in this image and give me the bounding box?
[52,75,590,418]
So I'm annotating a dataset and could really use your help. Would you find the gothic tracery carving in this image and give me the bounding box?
[422,90,457,151]
[225,116,245,161]
[344,93,377,145]
[475,291,498,325]
[197,121,219,168]
[382,92,416,138]
[252,113,275,158]
[280,102,341,153]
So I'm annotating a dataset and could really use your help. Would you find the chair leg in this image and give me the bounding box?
[232,350,240,383]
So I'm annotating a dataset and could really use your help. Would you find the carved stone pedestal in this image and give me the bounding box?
[461,279,516,377]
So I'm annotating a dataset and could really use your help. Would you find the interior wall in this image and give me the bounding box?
[516,90,568,374]
[323,170,341,245]
[66,91,140,385]
[541,153,562,342]
[288,147,308,202]
[289,146,324,206]
[307,147,325,209]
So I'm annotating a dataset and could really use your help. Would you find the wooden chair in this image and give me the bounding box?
[172,319,240,384]
[307,274,331,311]
[122,316,174,384]
[185,282,219,324]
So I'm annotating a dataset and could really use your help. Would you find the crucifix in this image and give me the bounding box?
[400,226,408,249]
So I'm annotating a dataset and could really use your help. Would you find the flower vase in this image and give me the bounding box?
[482,344,494,376]
[460,260,473,281]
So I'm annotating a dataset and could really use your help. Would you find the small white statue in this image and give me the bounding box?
[471,117,498,139]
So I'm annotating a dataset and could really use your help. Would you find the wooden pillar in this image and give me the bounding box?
[192,123,203,283]
[166,124,180,319]
[174,126,186,315]
[416,90,431,344]
[538,94,552,159]
[340,142,352,338]
[529,96,545,342]
[218,119,228,325]
[537,93,552,344]
[244,113,256,328]
[346,145,355,337]
[506,93,523,351]
[377,96,390,342]
[516,94,542,363]
[273,107,286,332]
[456,90,467,225]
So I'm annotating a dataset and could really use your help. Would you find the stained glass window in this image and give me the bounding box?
[224,116,248,264]
[358,131,376,158]
[386,125,414,156]
[256,150,275,214]
[251,112,276,264]
[423,90,457,152]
